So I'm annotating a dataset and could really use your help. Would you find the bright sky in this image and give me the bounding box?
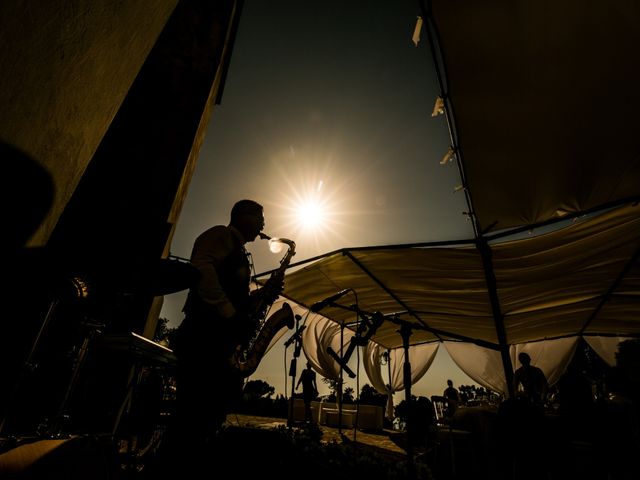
[161,0,480,401]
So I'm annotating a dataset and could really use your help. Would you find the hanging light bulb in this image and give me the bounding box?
[380,350,389,365]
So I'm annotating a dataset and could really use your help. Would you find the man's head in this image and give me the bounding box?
[230,199,264,242]
[518,352,531,366]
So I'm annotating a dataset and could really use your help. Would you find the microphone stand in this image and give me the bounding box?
[338,321,345,436]
[326,305,385,436]
[399,321,416,479]
[286,315,303,429]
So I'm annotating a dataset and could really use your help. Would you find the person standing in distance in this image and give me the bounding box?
[296,361,318,423]
[443,379,461,417]
[513,352,549,406]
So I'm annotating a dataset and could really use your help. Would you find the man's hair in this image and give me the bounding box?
[230,199,263,222]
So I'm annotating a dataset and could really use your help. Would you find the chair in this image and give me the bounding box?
[431,395,449,425]
[430,396,473,478]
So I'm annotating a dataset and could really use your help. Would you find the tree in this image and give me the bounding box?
[321,377,340,402]
[320,378,355,404]
[153,316,177,345]
[342,387,355,404]
[359,384,387,407]
[243,379,275,399]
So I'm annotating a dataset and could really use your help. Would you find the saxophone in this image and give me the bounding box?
[229,233,296,377]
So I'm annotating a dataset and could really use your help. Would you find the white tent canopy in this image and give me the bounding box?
[276,203,639,349]
[258,0,640,399]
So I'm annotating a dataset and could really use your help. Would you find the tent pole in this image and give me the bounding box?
[399,323,416,478]
[476,237,515,398]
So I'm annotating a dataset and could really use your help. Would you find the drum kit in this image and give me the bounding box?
[0,257,198,473]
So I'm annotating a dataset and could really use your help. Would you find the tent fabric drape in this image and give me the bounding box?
[444,337,579,395]
[584,336,635,367]
[429,0,640,233]
[300,314,355,381]
[444,341,506,394]
[510,337,579,388]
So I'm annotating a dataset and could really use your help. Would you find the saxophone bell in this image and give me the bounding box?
[261,232,296,254]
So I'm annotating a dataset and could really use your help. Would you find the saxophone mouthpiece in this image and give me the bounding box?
[259,232,272,241]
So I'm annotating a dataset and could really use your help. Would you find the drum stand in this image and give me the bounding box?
[0,299,103,462]
[40,317,104,438]
[0,299,60,438]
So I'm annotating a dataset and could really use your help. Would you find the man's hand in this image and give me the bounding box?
[267,275,285,294]
[260,275,285,304]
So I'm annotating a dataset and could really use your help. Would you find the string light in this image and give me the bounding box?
[412,16,423,47]
[432,96,445,117]
[440,146,455,165]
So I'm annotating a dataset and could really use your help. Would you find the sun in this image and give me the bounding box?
[265,154,364,255]
[295,198,326,230]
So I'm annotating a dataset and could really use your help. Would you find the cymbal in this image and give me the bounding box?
[121,258,201,296]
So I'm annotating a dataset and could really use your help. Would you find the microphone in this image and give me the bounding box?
[283,325,307,347]
[327,346,356,378]
[310,289,351,313]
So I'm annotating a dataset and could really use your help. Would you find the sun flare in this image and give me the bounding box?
[295,198,326,230]
[264,152,367,256]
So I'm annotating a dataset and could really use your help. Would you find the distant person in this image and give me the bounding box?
[296,362,318,422]
[513,352,548,405]
[443,379,460,417]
